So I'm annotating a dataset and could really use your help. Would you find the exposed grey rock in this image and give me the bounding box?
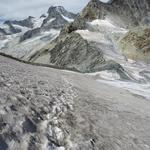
[20,28,41,42]
[61,17,87,34]
[20,6,77,42]
[4,21,22,34]
[80,0,150,28]
[41,6,77,30]
[0,28,7,40]
[30,32,131,80]
[5,16,34,28]
[118,26,150,62]
[0,28,7,35]
[40,14,47,18]
[42,15,68,30]
[47,6,76,19]
[49,32,105,72]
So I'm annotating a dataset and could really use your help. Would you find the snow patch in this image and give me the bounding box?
[76,29,109,44]
[0,29,60,60]
[12,24,30,33]
[46,18,56,25]
[90,19,116,28]
[98,79,150,99]
[33,17,45,28]
[88,70,121,81]
[88,19,127,33]
[61,15,74,22]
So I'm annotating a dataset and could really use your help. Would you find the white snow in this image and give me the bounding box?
[99,0,110,3]
[82,18,150,100]
[88,19,127,33]
[61,15,74,22]
[87,68,150,100]
[45,18,56,24]
[33,17,45,28]
[98,79,150,99]
[88,71,121,81]
[90,19,116,28]
[0,24,10,33]
[0,29,60,60]
[12,24,30,32]
[76,29,109,44]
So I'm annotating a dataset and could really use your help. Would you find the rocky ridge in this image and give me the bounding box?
[4,16,35,28]
[20,6,77,42]
[80,0,150,28]
[0,6,76,60]
[118,26,150,62]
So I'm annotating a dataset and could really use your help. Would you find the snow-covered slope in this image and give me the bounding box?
[0,1,150,149]
[76,18,150,99]
[0,29,60,60]
[0,6,76,60]
[0,55,150,150]
[41,6,76,30]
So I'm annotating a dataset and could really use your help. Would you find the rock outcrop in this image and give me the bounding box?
[20,28,41,42]
[118,26,150,62]
[80,0,150,28]
[0,28,7,40]
[61,17,86,34]
[49,32,105,72]
[20,6,77,42]
[4,21,22,34]
[5,16,34,28]
[0,28,7,35]
[41,6,76,30]
[30,32,131,80]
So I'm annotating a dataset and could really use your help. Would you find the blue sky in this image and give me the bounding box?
[0,0,109,20]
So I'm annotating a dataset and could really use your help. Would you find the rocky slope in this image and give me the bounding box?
[29,30,132,80]
[42,6,76,29]
[80,0,150,28]
[118,26,150,62]
[25,0,150,96]
[4,16,34,29]
[0,6,76,60]
[21,6,77,42]
[23,0,149,80]
[0,55,150,150]
[0,28,7,40]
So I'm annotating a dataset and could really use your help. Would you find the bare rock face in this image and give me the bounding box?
[61,17,87,34]
[118,26,150,62]
[49,32,105,72]
[20,28,41,42]
[4,16,35,28]
[41,6,77,30]
[0,28,7,40]
[30,32,131,80]
[0,28,7,35]
[20,6,77,42]
[80,0,150,28]
[4,21,22,34]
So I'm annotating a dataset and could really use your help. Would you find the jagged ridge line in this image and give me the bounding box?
[0,52,81,73]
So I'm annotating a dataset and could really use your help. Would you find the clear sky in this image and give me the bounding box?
[0,0,110,20]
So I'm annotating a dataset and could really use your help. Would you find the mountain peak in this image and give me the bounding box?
[4,16,35,28]
[47,6,76,18]
[80,0,150,28]
[41,5,77,30]
[47,6,65,15]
